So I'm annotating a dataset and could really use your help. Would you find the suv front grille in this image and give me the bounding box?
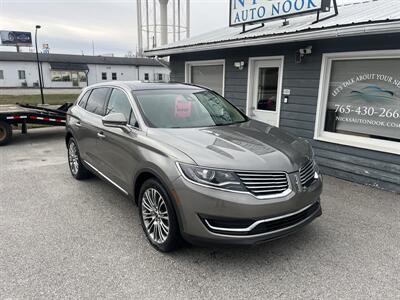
[236,171,289,197]
[300,160,316,187]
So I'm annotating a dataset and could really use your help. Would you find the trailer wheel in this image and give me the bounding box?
[0,121,12,146]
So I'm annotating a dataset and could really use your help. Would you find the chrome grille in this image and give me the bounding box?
[300,160,316,187]
[236,171,289,197]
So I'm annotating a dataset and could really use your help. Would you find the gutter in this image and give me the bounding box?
[144,21,400,57]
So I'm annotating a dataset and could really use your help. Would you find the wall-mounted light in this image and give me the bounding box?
[234,61,245,70]
[295,46,313,64]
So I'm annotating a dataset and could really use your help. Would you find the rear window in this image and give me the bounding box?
[78,90,91,108]
[85,88,109,116]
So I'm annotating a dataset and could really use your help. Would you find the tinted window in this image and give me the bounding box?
[134,89,247,128]
[85,88,109,116]
[106,89,137,126]
[78,90,91,108]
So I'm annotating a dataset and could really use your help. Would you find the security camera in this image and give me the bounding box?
[299,46,312,55]
[296,46,313,63]
[234,61,245,70]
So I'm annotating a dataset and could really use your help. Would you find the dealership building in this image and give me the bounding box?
[146,0,400,193]
[0,52,170,89]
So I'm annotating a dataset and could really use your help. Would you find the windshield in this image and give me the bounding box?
[133,89,248,128]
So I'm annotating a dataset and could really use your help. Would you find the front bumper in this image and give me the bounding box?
[171,173,323,246]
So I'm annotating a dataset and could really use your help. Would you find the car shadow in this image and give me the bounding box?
[10,127,65,146]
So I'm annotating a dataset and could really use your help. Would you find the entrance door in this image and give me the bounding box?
[249,58,283,126]
[71,72,79,87]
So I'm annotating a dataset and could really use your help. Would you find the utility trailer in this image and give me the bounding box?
[0,103,72,146]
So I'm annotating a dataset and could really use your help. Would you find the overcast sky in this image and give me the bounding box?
[0,0,353,56]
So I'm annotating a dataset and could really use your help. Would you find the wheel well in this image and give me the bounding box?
[134,172,157,204]
[65,132,73,146]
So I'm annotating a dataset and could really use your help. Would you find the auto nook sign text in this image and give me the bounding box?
[230,0,323,26]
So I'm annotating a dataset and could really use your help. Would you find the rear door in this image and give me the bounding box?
[79,87,111,167]
[95,88,141,191]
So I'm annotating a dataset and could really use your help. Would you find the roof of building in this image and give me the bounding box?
[0,51,166,67]
[145,0,400,56]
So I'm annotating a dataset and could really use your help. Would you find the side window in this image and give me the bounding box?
[102,72,107,80]
[85,88,109,116]
[144,73,149,81]
[112,72,117,80]
[18,70,26,80]
[106,89,137,126]
[78,90,91,108]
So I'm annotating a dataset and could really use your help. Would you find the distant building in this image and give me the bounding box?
[0,52,170,89]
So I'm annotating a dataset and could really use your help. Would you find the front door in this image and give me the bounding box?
[249,59,283,126]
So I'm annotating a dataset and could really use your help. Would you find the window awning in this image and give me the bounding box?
[50,62,89,71]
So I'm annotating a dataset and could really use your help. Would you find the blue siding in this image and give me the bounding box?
[169,34,400,193]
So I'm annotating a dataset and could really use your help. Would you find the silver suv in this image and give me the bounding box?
[66,82,322,252]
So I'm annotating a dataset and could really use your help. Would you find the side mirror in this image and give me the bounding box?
[102,113,130,132]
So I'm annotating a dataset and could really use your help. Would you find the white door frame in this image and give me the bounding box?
[185,59,226,96]
[246,56,284,126]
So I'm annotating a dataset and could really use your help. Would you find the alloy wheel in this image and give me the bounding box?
[68,141,79,175]
[141,188,170,244]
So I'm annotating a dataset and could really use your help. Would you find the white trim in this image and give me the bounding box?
[204,202,315,233]
[145,21,400,57]
[84,160,129,195]
[184,59,226,96]
[246,56,285,127]
[314,49,400,155]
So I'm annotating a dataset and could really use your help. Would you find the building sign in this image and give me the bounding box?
[325,58,400,142]
[230,0,324,26]
[0,31,32,46]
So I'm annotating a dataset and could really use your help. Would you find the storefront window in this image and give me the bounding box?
[61,72,71,82]
[51,71,62,81]
[315,52,400,154]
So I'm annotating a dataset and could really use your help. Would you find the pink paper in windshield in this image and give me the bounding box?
[174,96,192,118]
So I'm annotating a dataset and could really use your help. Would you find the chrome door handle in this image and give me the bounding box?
[97,132,106,139]
[76,121,82,127]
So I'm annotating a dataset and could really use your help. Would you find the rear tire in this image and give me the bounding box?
[138,178,182,252]
[67,137,91,180]
[0,121,12,146]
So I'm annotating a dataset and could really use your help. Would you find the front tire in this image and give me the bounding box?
[67,137,91,180]
[138,179,181,252]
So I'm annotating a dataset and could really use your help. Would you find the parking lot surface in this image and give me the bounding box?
[1,127,399,299]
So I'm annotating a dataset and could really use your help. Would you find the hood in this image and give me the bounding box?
[148,120,312,172]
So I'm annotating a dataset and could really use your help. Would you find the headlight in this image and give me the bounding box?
[302,138,315,159]
[177,163,245,191]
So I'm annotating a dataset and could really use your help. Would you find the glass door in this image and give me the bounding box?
[249,59,283,126]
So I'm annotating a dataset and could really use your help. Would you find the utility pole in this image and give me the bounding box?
[35,25,45,105]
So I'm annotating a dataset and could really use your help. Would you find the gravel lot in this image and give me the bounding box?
[1,127,399,299]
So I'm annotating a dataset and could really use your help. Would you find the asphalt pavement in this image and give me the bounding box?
[1,127,399,299]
